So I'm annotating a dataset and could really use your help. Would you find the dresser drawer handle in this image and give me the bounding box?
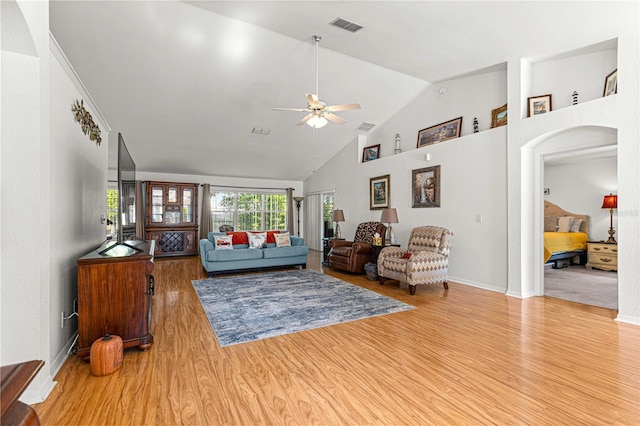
[600,258,612,263]
[593,247,601,251]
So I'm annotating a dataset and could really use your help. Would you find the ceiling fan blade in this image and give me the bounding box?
[272,107,309,112]
[326,103,361,112]
[306,93,321,108]
[296,113,314,126]
[324,112,347,125]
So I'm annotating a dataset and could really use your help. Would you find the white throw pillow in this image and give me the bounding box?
[214,235,233,250]
[570,218,583,233]
[247,232,267,249]
[274,232,291,247]
[557,216,574,233]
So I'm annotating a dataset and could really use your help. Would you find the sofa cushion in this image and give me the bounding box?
[274,232,291,247]
[227,230,281,244]
[262,246,309,259]
[227,232,249,245]
[247,232,267,248]
[206,247,263,262]
[214,235,233,250]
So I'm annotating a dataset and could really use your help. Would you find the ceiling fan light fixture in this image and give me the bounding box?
[307,115,328,128]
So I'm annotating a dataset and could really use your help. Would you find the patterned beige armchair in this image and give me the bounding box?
[377,226,453,295]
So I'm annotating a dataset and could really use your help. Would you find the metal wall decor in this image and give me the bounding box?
[72,99,102,146]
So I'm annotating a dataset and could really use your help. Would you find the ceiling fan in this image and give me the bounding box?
[273,35,361,128]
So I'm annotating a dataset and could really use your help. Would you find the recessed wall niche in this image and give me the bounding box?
[524,39,618,117]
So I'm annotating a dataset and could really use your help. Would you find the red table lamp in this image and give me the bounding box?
[601,193,617,243]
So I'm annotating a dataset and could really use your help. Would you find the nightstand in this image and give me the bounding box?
[586,241,618,271]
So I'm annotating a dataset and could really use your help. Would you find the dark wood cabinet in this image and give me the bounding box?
[76,240,155,360]
[145,181,198,257]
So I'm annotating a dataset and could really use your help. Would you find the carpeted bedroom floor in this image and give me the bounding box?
[544,265,617,310]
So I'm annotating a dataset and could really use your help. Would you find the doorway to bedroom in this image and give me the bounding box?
[541,133,618,310]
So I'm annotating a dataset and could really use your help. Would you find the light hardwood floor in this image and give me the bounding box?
[35,250,639,425]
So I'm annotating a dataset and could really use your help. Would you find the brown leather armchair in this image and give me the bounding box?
[327,221,386,273]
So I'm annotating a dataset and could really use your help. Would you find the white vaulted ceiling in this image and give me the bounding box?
[49,1,622,180]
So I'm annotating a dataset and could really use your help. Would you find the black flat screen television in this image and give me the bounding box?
[117,133,137,242]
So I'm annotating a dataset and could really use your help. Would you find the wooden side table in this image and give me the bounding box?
[586,241,618,271]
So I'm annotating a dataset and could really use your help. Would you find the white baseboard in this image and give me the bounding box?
[615,314,640,326]
[21,332,77,404]
[448,276,506,294]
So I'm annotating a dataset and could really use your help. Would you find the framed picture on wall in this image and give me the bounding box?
[369,174,390,210]
[491,103,508,128]
[362,144,380,162]
[417,117,463,147]
[412,166,440,208]
[527,94,552,116]
[603,69,617,96]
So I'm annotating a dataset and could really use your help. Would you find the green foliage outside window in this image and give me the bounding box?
[211,192,287,231]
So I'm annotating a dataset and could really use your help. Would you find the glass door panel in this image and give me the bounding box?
[167,187,178,204]
[182,188,194,223]
[151,187,164,223]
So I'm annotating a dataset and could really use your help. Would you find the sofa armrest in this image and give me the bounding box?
[378,246,404,262]
[290,236,305,246]
[329,239,353,248]
[200,238,214,268]
[352,242,373,254]
[200,238,214,252]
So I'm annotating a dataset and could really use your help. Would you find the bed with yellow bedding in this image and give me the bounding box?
[544,201,590,268]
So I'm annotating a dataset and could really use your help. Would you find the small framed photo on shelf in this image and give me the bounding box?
[527,94,552,117]
[491,103,507,128]
[362,144,380,162]
[603,69,617,96]
[417,117,462,148]
[369,174,390,210]
[412,166,440,208]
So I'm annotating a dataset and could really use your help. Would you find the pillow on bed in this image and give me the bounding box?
[570,218,583,233]
[544,216,557,232]
[557,216,574,233]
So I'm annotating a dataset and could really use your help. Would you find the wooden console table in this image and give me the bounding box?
[1,360,44,425]
[77,239,155,360]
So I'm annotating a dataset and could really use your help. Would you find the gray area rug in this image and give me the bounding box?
[544,265,617,310]
[192,269,415,347]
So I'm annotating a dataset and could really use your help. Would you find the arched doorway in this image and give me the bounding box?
[524,125,617,305]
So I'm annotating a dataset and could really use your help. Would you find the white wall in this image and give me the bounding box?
[1,0,53,401]
[545,157,617,241]
[306,70,509,292]
[49,37,111,379]
[1,0,111,403]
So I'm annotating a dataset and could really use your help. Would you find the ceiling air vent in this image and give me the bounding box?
[330,17,364,33]
[251,127,271,135]
[357,122,376,132]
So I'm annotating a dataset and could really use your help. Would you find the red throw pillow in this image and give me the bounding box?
[402,252,412,259]
[264,230,280,244]
[229,230,281,244]
[227,232,249,245]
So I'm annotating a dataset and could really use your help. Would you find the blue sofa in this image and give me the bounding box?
[199,231,309,276]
